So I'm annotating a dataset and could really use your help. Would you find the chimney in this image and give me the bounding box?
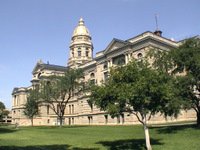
[154,30,162,37]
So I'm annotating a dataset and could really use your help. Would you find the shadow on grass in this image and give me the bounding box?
[97,138,163,150]
[0,128,17,134]
[72,147,99,150]
[153,124,199,134]
[27,125,89,130]
[0,145,99,150]
[0,145,69,150]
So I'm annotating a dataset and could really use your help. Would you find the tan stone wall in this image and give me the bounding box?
[12,30,195,126]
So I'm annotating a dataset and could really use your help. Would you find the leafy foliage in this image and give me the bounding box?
[90,60,182,121]
[0,101,7,122]
[24,89,39,126]
[39,68,84,126]
[89,59,183,150]
[170,38,200,126]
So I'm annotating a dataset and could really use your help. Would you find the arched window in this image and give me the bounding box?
[103,64,108,70]
[90,73,95,85]
[78,51,81,57]
[37,73,41,79]
[90,73,95,78]
[137,53,143,59]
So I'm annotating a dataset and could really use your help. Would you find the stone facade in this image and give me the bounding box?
[12,18,196,126]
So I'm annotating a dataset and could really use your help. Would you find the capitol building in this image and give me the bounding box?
[11,18,195,126]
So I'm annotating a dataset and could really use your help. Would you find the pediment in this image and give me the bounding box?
[32,62,44,74]
[104,38,128,54]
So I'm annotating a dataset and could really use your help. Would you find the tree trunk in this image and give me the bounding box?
[59,116,63,127]
[197,111,200,127]
[143,115,152,150]
[31,118,33,127]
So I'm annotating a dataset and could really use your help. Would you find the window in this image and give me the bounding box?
[37,73,41,79]
[69,105,71,114]
[103,64,108,70]
[137,53,143,59]
[72,105,74,114]
[47,119,50,124]
[113,55,125,65]
[90,73,95,78]
[104,72,108,81]
[72,51,74,57]
[85,51,89,57]
[47,105,49,115]
[90,73,95,85]
[78,51,81,57]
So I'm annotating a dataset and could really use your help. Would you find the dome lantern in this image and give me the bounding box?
[72,18,91,37]
[68,18,93,68]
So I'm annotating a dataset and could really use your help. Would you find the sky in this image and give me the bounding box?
[0,0,200,109]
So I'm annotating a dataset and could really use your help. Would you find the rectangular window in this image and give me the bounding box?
[47,105,49,115]
[78,51,81,57]
[104,72,108,81]
[86,51,89,57]
[72,105,74,114]
[69,105,71,114]
[113,55,125,65]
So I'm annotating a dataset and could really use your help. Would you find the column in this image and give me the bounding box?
[125,54,128,64]
[110,59,113,67]
[128,53,131,61]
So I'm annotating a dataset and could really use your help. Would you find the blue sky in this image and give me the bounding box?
[0,0,200,109]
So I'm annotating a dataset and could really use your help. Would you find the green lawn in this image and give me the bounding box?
[0,124,199,150]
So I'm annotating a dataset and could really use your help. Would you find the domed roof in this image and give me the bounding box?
[72,18,90,37]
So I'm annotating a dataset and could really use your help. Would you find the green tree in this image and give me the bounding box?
[39,68,84,127]
[170,38,200,126]
[24,89,39,126]
[89,60,182,150]
[0,101,7,122]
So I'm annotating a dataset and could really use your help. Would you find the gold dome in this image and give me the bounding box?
[72,18,90,37]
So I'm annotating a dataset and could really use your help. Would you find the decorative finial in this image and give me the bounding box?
[38,59,43,64]
[79,17,84,26]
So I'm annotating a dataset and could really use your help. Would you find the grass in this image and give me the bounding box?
[0,124,199,150]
